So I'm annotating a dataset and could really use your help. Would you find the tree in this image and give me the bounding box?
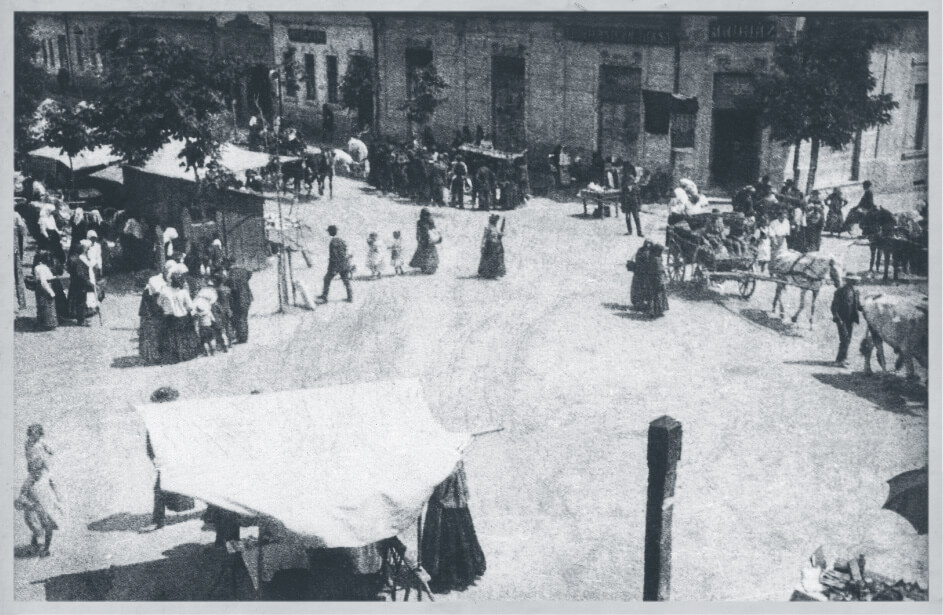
[14,14,51,152]
[95,27,245,179]
[39,100,101,195]
[340,54,375,130]
[402,64,448,137]
[757,17,898,193]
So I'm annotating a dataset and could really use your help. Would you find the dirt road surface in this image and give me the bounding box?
[14,177,928,601]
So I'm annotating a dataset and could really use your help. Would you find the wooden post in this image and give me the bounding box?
[643,415,682,601]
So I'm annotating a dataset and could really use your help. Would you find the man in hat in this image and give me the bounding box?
[830,272,860,367]
[318,225,353,303]
[856,180,875,211]
[224,258,253,344]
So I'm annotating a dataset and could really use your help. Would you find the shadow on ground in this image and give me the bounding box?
[38,541,386,601]
[784,360,843,367]
[739,309,803,338]
[111,355,147,369]
[602,302,657,321]
[812,372,927,415]
[87,510,203,533]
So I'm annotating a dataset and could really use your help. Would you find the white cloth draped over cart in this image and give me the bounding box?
[135,379,469,548]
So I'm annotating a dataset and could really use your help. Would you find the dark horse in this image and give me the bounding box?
[843,206,925,281]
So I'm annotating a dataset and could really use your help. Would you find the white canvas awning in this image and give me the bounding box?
[135,379,469,548]
[132,140,298,181]
[28,145,120,171]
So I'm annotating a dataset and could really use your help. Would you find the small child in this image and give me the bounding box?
[207,277,231,351]
[193,287,217,357]
[366,232,385,278]
[755,229,771,273]
[389,230,404,275]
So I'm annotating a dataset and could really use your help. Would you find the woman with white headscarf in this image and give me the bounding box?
[138,262,172,364]
[679,178,709,213]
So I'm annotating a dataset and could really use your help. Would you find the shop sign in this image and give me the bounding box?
[288,28,326,44]
[708,20,776,42]
[563,25,674,46]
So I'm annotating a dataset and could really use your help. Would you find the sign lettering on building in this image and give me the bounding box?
[288,28,326,44]
[563,25,674,46]
[708,21,776,42]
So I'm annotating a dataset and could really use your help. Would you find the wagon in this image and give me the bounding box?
[665,211,762,299]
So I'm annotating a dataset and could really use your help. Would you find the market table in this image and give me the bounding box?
[578,188,621,218]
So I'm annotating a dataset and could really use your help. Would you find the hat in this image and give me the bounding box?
[79,239,92,250]
[489,214,501,224]
[327,225,338,234]
[87,230,98,240]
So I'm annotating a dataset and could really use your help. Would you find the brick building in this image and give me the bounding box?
[373,13,928,196]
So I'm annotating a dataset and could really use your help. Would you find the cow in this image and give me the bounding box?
[859,292,928,380]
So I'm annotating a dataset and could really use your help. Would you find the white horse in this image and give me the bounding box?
[769,244,844,330]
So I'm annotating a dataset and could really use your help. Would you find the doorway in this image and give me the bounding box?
[246,64,274,123]
[598,65,642,163]
[491,56,526,151]
[711,110,760,189]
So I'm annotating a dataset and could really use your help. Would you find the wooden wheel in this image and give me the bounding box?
[667,244,686,283]
[738,276,757,299]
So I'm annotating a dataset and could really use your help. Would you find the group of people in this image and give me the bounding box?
[138,229,254,364]
[628,241,669,318]
[366,129,530,211]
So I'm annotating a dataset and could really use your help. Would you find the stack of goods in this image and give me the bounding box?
[792,548,928,602]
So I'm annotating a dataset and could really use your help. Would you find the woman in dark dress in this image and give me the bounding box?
[647,244,669,318]
[477,215,506,279]
[421,461,486,593]
[66,241,95,326]
[409,208,441,274]
[138,270,167,364]
[32,251,59,330]
[630,240,653,310]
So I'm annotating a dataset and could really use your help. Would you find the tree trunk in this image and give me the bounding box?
[792,138,802,184]
[68,156,75,200]
[805,138,820,195]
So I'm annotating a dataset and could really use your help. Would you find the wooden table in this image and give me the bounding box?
[579,189,621,218]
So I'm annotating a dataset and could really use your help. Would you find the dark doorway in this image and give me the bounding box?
[711,109,760,188]
[326,55,338,104]
[491,56,526,151]
[598,65,642,162]
[247,64,274,122]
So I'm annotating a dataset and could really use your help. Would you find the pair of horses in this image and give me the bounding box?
[269,152,334,197]
[842,206,927,281]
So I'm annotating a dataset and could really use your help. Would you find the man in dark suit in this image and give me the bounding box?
[830,273,860,367]
[225,259,254,344]
[621,172,644,237]
[318,225,353,303]
[856,180,875,210]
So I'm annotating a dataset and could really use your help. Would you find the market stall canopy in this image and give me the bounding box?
[28,145,120,171]
[459,143,527,161]
[131,140,298,181]
[135,379,470,548]
[88,164,124,186]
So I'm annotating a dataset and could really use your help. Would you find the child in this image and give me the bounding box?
[755,229,771,273]
[192,288,217,357]
[389,230,404,275]
[211,274,233,351]
[366,232,384,279]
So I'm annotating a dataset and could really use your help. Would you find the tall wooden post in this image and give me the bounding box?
[643,415,682,601]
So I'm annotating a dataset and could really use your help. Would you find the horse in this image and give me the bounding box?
[843,205,897,273]
[859,292,928,380]
[769,244,844,330]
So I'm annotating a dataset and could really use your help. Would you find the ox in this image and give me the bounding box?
[859,292,928,381]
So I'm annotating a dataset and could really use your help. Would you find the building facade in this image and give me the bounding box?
[373,13,928,197]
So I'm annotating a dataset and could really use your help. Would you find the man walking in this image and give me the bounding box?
[225,259,254,344]
[831,273,860,367]
[318,225,353,303]
[621,173,644,237]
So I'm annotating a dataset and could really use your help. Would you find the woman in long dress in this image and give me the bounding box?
[139,268,168,364]
[158,270,197,364]
[33,251,59,330]
[16,424,65,556]
[66,240,97,326]
[477,215,506,279]
[647,244,669,318]
[409,208,440,274]
[421,461,486,593]
[630,240,653,310]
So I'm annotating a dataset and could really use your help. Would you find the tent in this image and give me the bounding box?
[135,379,469,548]
[27,146,121,189]
[135,140,298,182]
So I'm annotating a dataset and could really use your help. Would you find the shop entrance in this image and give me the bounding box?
[711,109,760,188]
[598,65,642,163]
[491,56,526,151]
[710,73,761,189]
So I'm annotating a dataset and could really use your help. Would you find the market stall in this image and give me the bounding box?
[578,183,621,218]
[135,379,473,600]
[27,145,120,191]
[458,143,529,210]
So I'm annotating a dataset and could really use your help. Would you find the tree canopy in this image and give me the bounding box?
[95,27,244,175]
[402,64,448,128]
[340,54,375,129]
[14,14,50,151]
[757,16,898,191]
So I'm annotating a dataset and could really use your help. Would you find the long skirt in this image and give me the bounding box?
[67,284,89,322]
[17,473,65,534]
[35,290,58,330]
[805,224,823,252]
[409,245,439,274]
[630,272,650,309]
[421,503,487,593]
[163,316,200,363]
[825,211,844,234]
[139,314,163,363]
[477,241,506,279]
[649,285,669,317]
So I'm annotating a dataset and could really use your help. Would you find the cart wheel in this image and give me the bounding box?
[667,247,686,283]
[738,276,757,299]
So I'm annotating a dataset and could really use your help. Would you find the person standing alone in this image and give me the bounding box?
[621,172,643,237]
[830,273,860,367]
[318,225,353,303]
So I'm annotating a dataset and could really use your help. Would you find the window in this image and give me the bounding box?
[671,113,696,149]
[326,55,338,104]
[405,48,433,100]
[913,83,927,151]
[642,90,670,134]
[57,35,68,70]
[304,53,316,100]
[282,48,298,98]
[41,40,48,67]
[75,31,84,69]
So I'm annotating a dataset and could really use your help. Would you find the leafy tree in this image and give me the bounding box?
[758,17,898,193]
[340,54,375,130]
[39,100,101,194]
[95,27,245,180]
[402,64,448,135]
[14,14,50,152]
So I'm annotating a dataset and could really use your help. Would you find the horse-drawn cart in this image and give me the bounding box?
[665,211,761,298]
